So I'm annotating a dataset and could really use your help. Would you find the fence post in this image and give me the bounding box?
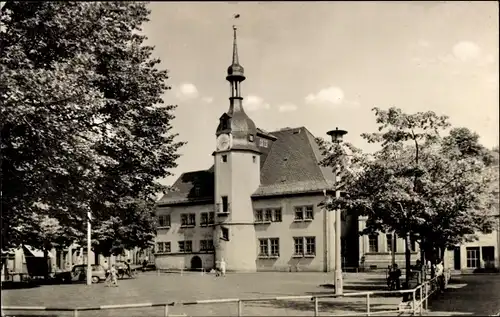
[419,285,423,315]
[73,309,79,317]
[314,297,319,316]
[164,304,169,317]
[412,289,417,316]
[366,293,371,316]
[425,282,428,311]
[238,300,243,317]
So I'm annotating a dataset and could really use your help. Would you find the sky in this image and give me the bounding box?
[141,1,499,186]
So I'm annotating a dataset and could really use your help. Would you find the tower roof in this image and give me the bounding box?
[226,26,245,82]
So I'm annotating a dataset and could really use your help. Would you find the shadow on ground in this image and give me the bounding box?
[1,281,41,290]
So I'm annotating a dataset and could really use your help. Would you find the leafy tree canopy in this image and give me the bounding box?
[1,1,184,254]
[318,107,498,268]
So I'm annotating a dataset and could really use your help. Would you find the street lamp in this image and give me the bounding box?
[326,127,348,295]
[86,211,92,286]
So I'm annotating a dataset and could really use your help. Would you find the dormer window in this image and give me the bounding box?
[259,138,268,148]
[248,134,254,142]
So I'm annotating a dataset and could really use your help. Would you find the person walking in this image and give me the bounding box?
[220,258,226,277]
[435,259,445,293]
[109,264,118,287]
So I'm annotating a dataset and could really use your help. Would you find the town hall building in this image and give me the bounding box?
[154,26,427,272]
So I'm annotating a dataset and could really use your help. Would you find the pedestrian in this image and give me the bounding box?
[220,258,226,277]
[125,259,133,278]
[389,263,401,290]
[142,258,148,272]
[109,264,118,287]
[435,259,445,293]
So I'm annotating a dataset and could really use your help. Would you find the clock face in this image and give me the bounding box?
[217,134,231,151]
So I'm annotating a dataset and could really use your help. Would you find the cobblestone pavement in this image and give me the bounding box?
[427,274,500,316]
[2,271,405,316]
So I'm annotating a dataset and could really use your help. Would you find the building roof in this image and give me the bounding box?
[157,126,336,206]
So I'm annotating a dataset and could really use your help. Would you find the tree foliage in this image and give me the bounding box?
[318,107,498,276]
[1,1,184,254]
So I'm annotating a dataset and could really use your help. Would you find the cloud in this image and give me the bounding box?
[278,103,298,113]
[244,95,270,112]
[452,41,482,62]
[305,86,345,105]
[411,41,495,68]
[202,97,213,104]
[175,83,199,100]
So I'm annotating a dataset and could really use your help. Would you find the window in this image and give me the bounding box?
[294,237,304,255]
[222,155,228,163]
[294,237,316,257]
[200,212,215,226]
[201,213,208,226]
[273,209,282,222]
[305,237,316,256]
[466,247,480,268]
[158,215,171,228]
[368,235,379,253]
[252,156,256,163]
[157,242,164,253]
[258,238,280,257]
[179,241,192,253]
[200,239,214,252]
[305,206,314,220]
[221,227,229,241]
[221,196,229,213]
[264,209,273,222]
[156,242,171,253]
[386,233,396,252]
[259,239,269,256]
[294,205,314,221]
[194,186,200,196]
[294,207,304,221]
[248,134,254,142]
[259,138,269,148]
[255,208,282,223]
[255,210,263,222]
[221,119,228,130]
[270,238,280,256]
[181,213,196,227]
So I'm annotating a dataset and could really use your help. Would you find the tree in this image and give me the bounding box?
[318,107,497,284]
[1,2,184,255]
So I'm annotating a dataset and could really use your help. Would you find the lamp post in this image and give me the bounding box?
[326,127,348,295]
[86,211,92,286]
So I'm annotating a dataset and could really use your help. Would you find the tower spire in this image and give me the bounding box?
[226,15,245,86]
[232,25,239,66]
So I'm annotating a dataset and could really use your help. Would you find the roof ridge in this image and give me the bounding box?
[302,128,331,185]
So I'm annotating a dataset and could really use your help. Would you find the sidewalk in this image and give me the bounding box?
[426,274,500,316]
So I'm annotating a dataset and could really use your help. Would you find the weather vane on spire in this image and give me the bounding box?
[233,13,240,30]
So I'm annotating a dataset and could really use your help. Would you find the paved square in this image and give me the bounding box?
[2,271,404,316]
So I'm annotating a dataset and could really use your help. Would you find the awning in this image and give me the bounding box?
[23,245,54,258]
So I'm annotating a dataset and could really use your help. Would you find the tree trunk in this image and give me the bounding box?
[420,238,426,282]
[405,233,412,285]
[43,248,49,281]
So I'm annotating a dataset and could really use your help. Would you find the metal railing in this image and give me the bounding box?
[2,270,452,317]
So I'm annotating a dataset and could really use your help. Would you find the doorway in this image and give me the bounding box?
[453,247,461,270]
[191,256,202,271]
[482,246,495,269]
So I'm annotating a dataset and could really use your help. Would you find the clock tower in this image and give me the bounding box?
[213,25,261,272]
